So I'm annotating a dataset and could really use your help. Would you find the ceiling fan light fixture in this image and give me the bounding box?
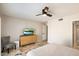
[42,14,47,16]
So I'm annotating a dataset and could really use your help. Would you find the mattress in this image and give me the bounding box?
[26,43,79,56]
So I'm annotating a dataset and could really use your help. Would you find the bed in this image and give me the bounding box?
[26,43,79,56]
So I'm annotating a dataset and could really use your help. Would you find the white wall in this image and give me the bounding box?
[0,17,1,55]
[48,13,79,47]
[1,16,43,42]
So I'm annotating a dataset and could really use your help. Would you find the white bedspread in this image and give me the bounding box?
[26,43,79,56]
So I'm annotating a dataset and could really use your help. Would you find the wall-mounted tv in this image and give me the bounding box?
[23,28,34,35]
[23,31,33,35]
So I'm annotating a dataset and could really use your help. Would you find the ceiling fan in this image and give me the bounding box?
[36,6,53,17]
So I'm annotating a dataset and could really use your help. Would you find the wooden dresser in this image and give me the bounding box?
[19,35,37,47]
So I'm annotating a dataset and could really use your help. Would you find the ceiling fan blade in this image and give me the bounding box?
[36,14,43,16]
[46,13,52,17]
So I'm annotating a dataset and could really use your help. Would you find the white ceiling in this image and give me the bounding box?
[0,3,79,22]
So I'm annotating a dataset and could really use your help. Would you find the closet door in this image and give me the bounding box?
[76,25,79,48]
[73,21,79,48]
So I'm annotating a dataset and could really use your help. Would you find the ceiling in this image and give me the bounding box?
[0,3,79,22]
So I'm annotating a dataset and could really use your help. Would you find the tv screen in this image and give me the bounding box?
[23,31,33,35]
[23,28,34,35]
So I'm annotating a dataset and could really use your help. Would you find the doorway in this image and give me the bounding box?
[42,23,48,41]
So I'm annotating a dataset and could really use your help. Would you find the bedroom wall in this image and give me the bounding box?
[1,16,44,42]
[48,13,79,47]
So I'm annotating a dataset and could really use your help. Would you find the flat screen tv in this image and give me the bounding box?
[23,31,33,35]
[23,28,34,35]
